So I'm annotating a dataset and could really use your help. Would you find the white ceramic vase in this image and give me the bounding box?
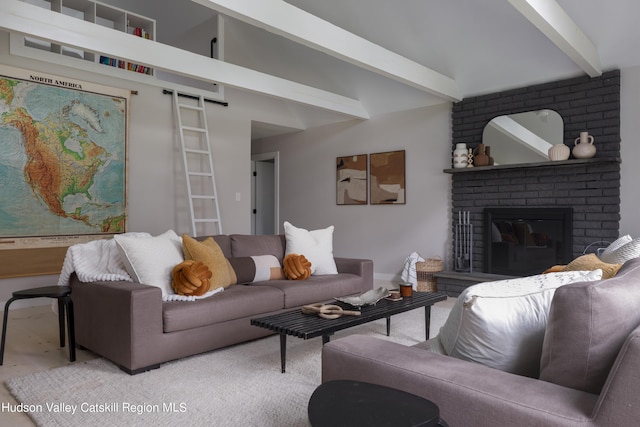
[572,132,596,159]
[453,143,468,168]
[548,144,570,161]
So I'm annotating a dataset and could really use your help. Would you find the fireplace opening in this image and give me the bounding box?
[485,208,573,276]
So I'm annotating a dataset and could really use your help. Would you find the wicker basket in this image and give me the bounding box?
[415,257,444,292]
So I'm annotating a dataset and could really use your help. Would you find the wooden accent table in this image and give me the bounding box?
[251,291,447,372]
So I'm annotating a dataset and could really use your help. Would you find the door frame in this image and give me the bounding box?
[251,151,280,235]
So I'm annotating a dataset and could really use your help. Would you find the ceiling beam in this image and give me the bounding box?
[191,0,462,102]
[508,0,602,77]
[0,0,369,119]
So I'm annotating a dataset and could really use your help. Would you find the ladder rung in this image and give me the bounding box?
[187,172,213,177]
[185,148,209,154]
[181,126,206,133]
[178,104,204,112]
[194,219,220,223]
[192,195,216,200]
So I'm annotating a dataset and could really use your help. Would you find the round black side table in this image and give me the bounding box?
[308,380,448,427]
[0,286,75,365]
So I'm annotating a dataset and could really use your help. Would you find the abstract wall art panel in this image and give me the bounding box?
[369,150,406,204]
[336,154,368,205]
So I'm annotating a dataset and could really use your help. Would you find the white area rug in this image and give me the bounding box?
[6,301,452,427]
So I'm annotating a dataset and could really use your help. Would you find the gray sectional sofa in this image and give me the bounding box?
[322,257,640,426]
[70,234,373,374]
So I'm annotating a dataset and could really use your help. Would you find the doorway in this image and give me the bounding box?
[251,152,280,235]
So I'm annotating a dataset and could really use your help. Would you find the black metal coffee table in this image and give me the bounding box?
[251,291,447,372]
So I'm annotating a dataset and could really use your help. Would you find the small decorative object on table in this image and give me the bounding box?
[386,290,402,301]
[301,303,361,319]
[399,283,413,297]
[335,287,389,308]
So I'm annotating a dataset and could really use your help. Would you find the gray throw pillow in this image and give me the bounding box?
[539,257,640,394]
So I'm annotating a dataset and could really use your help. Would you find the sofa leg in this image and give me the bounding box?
[119,364,161,375]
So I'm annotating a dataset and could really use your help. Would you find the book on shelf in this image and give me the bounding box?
[131,27,152,40]
[100,56,148,73]
[127,62,151,74]
[99,56,122,67]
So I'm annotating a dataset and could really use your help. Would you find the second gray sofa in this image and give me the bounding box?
[322,258,640,426]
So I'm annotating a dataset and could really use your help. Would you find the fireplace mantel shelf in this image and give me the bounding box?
[443,157,620,174]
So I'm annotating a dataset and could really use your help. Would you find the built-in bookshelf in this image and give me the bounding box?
[16,0,156,76]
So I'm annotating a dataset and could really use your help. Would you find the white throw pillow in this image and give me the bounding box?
[283,221,338,275]
[114,230,183,297]
[433,270,603,377]
[600,236,640,264]
[601,235,632,257]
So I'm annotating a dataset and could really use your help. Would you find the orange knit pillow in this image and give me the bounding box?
[171,260,213,296]
[283,253,312,280]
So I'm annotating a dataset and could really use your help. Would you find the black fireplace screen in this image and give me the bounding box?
[485,208,573,276]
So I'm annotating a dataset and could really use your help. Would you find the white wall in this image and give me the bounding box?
[253,103,453,280]
[620,66,640,237]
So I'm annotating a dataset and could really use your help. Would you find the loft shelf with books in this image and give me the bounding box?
[14,0,156,76]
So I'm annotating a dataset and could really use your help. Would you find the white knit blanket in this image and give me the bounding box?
[57,235,143,287]
[401,251,425,290]
[57,233,223,302]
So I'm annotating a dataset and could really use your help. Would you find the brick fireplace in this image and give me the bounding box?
[439,70,621,296]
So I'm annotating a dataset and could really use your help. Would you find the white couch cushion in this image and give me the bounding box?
[283,221,337,275]
[114,230,183,298]
[432,270,603,377]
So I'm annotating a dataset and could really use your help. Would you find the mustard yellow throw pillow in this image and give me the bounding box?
[182,235,233,289]
[562,253,622,279]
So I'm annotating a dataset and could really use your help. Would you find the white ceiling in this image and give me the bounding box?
[90,1,640,139]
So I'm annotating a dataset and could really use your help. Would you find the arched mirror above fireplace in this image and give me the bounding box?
[482,109,563,165]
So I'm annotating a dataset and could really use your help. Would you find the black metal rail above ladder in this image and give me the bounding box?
[172,91,222,236]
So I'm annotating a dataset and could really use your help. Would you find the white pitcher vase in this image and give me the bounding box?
[572,132,596,159]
